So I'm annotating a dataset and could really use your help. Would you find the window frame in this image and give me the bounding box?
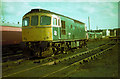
[22,17,30,26]
[61,20,66,35]
[31,15,38,26]
[71,25,72,28]
[61,20,65,29]
[61,30,66,35]
[53,18,57,25]
[40,15,51,25]
[58,19,60,26]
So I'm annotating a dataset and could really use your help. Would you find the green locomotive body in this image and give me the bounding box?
[52,15,86,41]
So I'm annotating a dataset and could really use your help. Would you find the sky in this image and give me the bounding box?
[0,0,119,30]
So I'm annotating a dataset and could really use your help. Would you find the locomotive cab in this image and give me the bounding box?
[22,10,61,42]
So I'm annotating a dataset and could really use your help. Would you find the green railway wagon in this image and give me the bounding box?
[88,32,95,39]
[22,9,87,57]
[95,32,102,39]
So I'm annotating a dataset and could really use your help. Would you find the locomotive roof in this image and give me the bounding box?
[25,9,85,24]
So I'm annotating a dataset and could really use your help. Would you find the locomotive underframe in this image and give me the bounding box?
[23,40,87,57]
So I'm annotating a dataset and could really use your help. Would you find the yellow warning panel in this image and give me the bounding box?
[22,27,53,41]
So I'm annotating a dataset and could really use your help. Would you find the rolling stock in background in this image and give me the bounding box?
[1,23,22,54]
[1,23,22,45]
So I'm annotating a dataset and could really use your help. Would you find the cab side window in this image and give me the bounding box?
[53,18,57,25]
[58,19,60,26]
[61,20,66,35]
[61,20,65,29]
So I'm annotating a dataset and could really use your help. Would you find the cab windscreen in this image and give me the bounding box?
[40,16,51,25]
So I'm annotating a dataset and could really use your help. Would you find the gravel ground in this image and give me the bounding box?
[2,39,118,78]
[64,41,119,77]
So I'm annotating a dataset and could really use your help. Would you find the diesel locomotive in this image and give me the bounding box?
[22,9,87,57]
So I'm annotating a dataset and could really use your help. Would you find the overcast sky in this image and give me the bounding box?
[0,1,119,30]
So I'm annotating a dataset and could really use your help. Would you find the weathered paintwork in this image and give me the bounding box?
[22,13,54,41]
[54,16,86,41]
[22,9,86,42]
[22,27,53,41]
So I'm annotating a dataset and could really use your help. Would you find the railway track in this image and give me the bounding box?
[2,40,117,77]
[42,44,115,77]
[2,50,25,62]
[42,41,116,77]
[2,50,22,57]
